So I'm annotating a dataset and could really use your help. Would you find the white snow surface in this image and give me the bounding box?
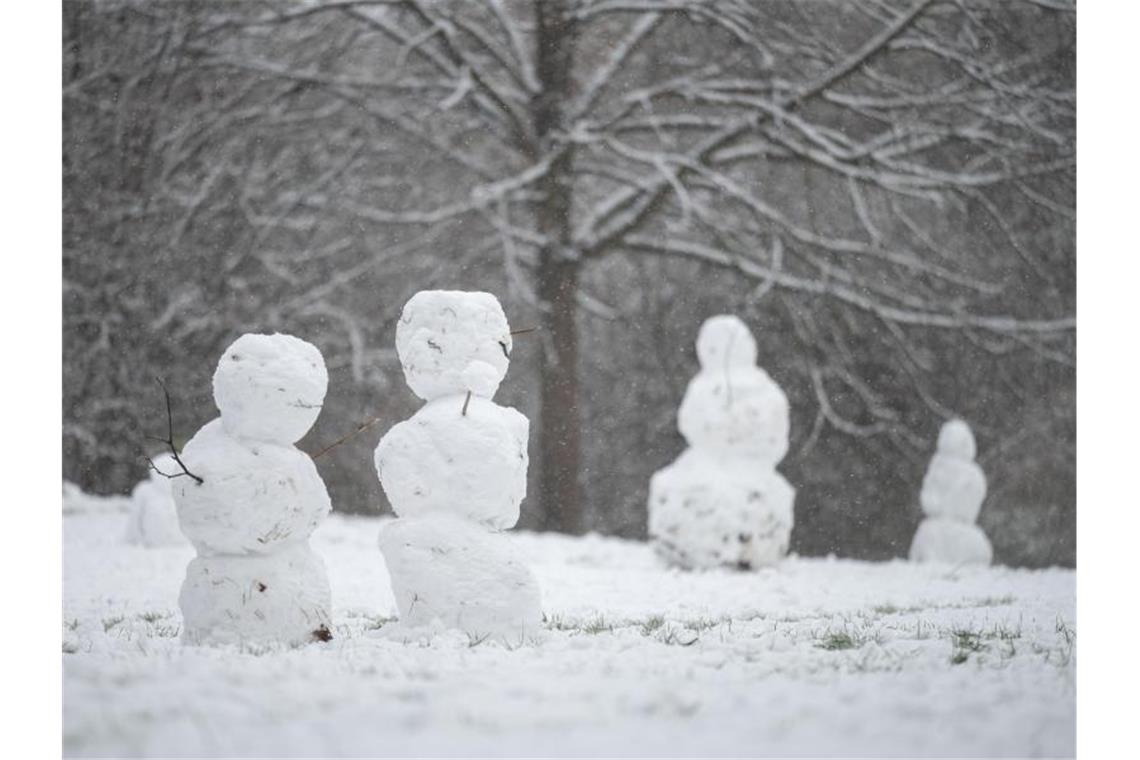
[395,290,513,401]
[173,419,331,556]
[124,455,187,548]
[375,395,529,529]
[212,333,328,445]
[64,509,1074,758]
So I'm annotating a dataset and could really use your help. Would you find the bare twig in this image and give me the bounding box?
[145,377,204,485]
[510,327,537,335]
[462,390,472,416]
[309,414,385,460]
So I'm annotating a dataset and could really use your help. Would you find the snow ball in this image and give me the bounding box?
[677,368,791,462]
[461,360,502,398]
[180,544,332,648]
[909,517,993,566]
[695,315,758,370]
[936,418,977,460]
[173,419,331,555]
[378,514,543,645]
[395,290,512,401]
[920,453,987,523]
[649,448,794,570]
[212,333,328,445]
[375,396,528,529]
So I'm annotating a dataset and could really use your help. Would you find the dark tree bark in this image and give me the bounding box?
[532,1,582,533]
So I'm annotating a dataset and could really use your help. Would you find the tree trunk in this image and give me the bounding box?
[532,2,582,533]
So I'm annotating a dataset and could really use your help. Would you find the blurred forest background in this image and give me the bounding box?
[62,0,1075,567]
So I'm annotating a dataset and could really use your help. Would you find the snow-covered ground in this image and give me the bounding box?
[64,505,1075,758]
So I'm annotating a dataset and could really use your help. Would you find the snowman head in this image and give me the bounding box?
[395,290,512,401]
[695,315,758,370]
[936,418,976,460]
[212,333,328,445]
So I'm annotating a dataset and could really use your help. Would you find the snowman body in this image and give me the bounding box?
[125,453,186,547]
[909,419,993,565]
[649,316,795,569]
[172,333,333,647]
[375,291,542,644]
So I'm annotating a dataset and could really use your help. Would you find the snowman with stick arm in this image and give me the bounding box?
[172,333,334,648]
[375,290,542,645]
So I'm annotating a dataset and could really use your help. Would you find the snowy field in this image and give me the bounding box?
[64,506,1075,758]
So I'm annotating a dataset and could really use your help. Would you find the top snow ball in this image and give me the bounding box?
[695,314,758,369]
[936,417,977,460]
[396,290,512,402]
[213,333,329,444]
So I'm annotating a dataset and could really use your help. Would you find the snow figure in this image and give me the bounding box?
[648,315,795,570]
[124,453,186,547]
[171,333,334,647]
[375,290,542,644]
[909,419,993,565]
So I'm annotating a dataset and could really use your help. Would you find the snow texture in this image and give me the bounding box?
[213,332,328,445]
[395,290,512,402]
[910,419,993,565]
[377,290,540,642]
[64,508,1075,758]
[124,454,187,547]
[650,315,794,569]
[172,333,333,647]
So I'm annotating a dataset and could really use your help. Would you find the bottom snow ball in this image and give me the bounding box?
[378,515,543,645]
[649,451,794,570]
[909,517,993,566]
[179,544,332,648]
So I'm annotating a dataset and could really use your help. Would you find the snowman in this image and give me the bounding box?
[172,333,334,647]
[648,315,795,570]
[124,453,187,547]
[375,290,542,644]
[909,418,993,565]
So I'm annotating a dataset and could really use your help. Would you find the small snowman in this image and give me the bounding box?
[172,333,334,647]
[124,453,187,547]
[909,419,993,565]
[649,315,795,570]
[375,290,542,644]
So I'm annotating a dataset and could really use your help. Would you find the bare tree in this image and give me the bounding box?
[64,0,1074,553]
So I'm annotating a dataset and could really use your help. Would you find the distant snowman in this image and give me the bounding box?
[649,315,795,570]
[124,453,186,547]
[375,290,542,644]
[172,333,334,647]
[909,419,993,565]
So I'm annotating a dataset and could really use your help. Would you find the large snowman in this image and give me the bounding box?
[172,333,334,647]
[909,419,993,565]
[375,290,542,644]
[649,315,795,570]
